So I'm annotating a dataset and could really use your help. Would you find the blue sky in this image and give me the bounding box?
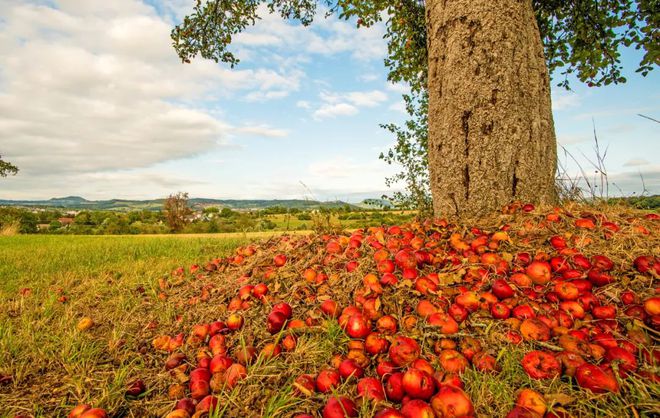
[0,0,658,202]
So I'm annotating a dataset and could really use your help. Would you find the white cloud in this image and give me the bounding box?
[558,134,590,145]
[624,158,650,167]
[389,101,406,113]
[552,91,581,111]
[313,103,359,120]
[311,89,388,120]
[234,125,289,138]
[386,82,409,94]
[296,100,312,109]
[0,0,300,183]
[359,73,380,82]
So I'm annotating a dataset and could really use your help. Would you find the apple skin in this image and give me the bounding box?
[322,396,358,418]
[79,409,108,418]
[385,372,406,402]
[430,384,474,418]
[316,369,341,393]
[400,399,435,418]
[389,336,421,367]
[339,359,364,380]
[402,368,436,400]
[345,314,371,339]
[357,377,386,402]
[575,364,619,393]
[521,351,561,380]
[515,389,546,416]
[374,408,405,418]
[68,405,92,418]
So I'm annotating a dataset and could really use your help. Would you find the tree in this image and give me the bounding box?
[164,192,193,232]
[0,155,18,177]
[172,1,658,217]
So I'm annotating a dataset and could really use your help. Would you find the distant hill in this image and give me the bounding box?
[0,196,360,211]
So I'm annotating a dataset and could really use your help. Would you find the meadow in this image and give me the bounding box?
[0,234,259,416]
[1,205,659,417]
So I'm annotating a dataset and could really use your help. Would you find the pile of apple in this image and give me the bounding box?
[67,204,659,417]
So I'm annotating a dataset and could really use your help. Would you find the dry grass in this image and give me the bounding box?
[1,204,659,417]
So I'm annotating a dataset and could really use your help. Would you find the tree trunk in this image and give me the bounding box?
[425,0,557,218]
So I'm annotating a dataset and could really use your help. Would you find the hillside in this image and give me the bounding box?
[0,196,361,212]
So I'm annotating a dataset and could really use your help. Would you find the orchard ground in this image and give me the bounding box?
[0,203,659,417]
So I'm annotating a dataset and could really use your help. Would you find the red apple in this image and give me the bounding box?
[316,369,341,393]
[402,368,436,400]
[323,396,357,418]
[521,351,560,379]
[575,364,619,393]
[389,336,421,366]
[430,384,474,417]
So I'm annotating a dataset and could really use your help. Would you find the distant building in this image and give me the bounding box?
[58,217,75,226]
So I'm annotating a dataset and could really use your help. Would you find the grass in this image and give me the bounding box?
[0,233,256,417]
[1,203,659,417]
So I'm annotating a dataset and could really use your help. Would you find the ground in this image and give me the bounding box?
[0,203,658,417]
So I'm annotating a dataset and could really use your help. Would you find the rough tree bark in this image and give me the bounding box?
[426,0,558,218]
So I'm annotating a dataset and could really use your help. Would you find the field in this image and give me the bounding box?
[1,205,659,418]
[0,234,262,416]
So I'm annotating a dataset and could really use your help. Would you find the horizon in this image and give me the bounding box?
[0,0,658,201]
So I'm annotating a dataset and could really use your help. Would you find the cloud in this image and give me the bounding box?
[386,82,409,94]
[624,158,650,167]
[389,101,406,113]
[557,134,590,145]
[311,89,388,120]
[313,103,359,120]
[0,0,300,181]
[234,125,289,138]
[552,91,581,111]
[232,4,387,62]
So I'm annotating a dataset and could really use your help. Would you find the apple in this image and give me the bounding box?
[492,279,515,299]
[400,399,435,418]
[272,302,293,319]
[438,349,469,374]
[224,363,247,388]
[345,314,371,339]
[515,388,546,416]
[189,379,210,400]
[472,352,499,374]
[322,396,357,418]
[125,379,146,397]
[339,359,364,380]
[521,351,561,379]
[430,384,474,417]
[274,254,287,267]
[267,311,288,334]
[195,395,219,413]
[605,347,637,376]
[377,315,398,334]
[365,333,390,355]
[68,405,92,418]
[79,409,108,418]
[320,300,340,318]
[226,314,244,331]
[316,369,341,393]
[164,410,191,418]
[375,408,405,418]
[385,372,406,401]
[427,313,459,334]
[519,318,550,342]
[402,368,436,400]
[389,336,421,366]
[357,377,386,402]
[526,261,551,285]
[175,398,195,414]
[293,374,316,396]
[491,302,511,319]
[644,297,660,316]
[575,364,619,393]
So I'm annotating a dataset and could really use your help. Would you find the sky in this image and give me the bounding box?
[0,0,658,203]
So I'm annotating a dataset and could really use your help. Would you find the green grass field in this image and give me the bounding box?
[0,234,260,417]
